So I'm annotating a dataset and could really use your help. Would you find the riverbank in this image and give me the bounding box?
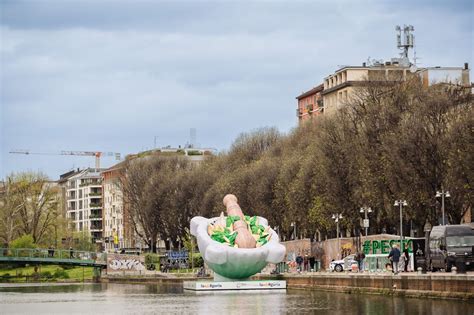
[0,265,94,283]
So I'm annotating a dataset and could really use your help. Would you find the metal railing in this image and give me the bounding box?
[0,248,107,264]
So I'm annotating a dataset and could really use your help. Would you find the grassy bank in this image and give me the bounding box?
[0,265,94,282]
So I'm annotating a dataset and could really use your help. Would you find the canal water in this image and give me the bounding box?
[0,282,472,314]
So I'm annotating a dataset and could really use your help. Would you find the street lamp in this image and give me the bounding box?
[436,188,450,226]
[394,200,408,249]
[290,222,296,240]
[332,213,343,259]
[360,207,373,237]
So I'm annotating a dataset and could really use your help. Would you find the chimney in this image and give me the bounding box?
[362,62,366,67]
[464,62,469,70]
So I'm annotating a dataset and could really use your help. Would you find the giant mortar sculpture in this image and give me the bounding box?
[190,194,286,281]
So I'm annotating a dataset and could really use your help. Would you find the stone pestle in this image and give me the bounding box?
[223,194,256,249]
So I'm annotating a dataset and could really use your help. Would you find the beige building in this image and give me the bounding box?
[321,62,411,114]
[63,168,106,246]
[102,161,131,252]
[302,62,471,116]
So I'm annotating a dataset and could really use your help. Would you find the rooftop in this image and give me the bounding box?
[296,84,324,100]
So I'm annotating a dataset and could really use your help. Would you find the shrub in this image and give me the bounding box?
[191,253,204,268]
[145,253,161,265]
[53,268,69,279]
[10,235,36,249]
[40,271,53,279]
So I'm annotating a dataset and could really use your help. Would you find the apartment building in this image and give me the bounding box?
[297,62,470,120]
[64,168,105,246]
[102,161,131,252]
[322,61,412,115]
[296,84,324,123]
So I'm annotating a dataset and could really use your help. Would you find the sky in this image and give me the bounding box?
[0,0,472,179]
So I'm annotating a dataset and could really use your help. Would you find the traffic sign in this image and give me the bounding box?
[363,219,369,228]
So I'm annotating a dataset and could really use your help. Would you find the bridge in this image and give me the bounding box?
[0,248,107,269]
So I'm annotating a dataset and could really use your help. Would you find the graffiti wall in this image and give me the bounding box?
[107,254,145,272]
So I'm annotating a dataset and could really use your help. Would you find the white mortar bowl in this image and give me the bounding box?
[190,216,286,280]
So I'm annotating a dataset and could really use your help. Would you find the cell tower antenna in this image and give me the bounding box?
[395,24,414,64]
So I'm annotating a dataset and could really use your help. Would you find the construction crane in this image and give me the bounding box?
[9,150,121,169]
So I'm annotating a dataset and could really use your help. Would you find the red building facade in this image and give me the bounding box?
[296,84,324,123]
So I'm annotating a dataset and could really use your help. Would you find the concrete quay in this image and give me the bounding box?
[100,270,473,301]
[258,272,474,301]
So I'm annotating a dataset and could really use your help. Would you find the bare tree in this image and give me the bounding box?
[0,177,23,245]
[1,173,59,245]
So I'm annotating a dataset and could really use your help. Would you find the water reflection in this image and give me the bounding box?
[0,283,472,315]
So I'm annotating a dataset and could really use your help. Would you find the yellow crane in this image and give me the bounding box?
[9,150,121,169]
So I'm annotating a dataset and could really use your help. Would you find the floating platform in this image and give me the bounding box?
[183,280,287,291]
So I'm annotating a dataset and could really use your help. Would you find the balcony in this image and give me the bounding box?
[89,203,102,208]
[80,180,101,187]
[89,192,102,197]
[90,214,103,220]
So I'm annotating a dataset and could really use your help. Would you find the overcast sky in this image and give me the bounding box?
[1,0,472,179]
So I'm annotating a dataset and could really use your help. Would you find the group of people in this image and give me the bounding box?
[350,243,411,274]
[387,243,410,274]
[295,254,316,272]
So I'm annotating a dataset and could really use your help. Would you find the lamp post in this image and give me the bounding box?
[332,213,343,259]
[436,188,450,226]
[394,200,408,249]
[360,207,373,237]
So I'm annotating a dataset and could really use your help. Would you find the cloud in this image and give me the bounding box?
[1,0,472,178]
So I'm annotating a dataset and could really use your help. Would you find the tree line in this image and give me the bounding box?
[122,78,473,251]
[1,78,471,251]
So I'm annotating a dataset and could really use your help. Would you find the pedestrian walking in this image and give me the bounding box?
[296,254,303,272]
[403,244,410,272]
[388,244,401,274]
[309,256,316,271]
[69,247,74,259]
[355,251,366,272]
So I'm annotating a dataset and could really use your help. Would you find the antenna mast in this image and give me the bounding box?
[395,25,414,66]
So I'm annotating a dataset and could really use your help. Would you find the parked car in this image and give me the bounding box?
[429,225,474,272]
[329,254,357,272]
